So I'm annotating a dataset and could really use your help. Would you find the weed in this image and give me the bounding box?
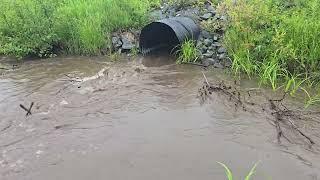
[176,40,200,64]
[0,0,158,58]
[217,162,259,180]
[223,0,320,105]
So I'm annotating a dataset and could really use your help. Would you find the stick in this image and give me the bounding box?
[202,71,209,86]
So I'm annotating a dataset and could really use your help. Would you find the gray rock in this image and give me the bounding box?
[218,53,226,60]
[201,13,213,20]
[202,58,217,67]
[218,47,227,54]
[222,58,232,67]
[121,32,136,51]
[112,36,122,49]
[213,42,222,47]
[203,51,214,58]
[201,47,208,54]
[205,4,216,15]
[176,8,200,18]
[213,36,219,41]
[204,38,213,46]
[201,30,211,39]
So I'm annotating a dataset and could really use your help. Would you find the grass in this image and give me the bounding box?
[222,0,320,105]
[176,40,200,64]
[0,0,158,58]
[218,162,259,180]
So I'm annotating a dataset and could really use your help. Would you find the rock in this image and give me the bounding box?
[200,46,208,54]
[204,38,213,46]
[218,47,227,54]
[203,51,214,58]
[112,36,122,49]
[222,58,232,67]
[218,53,226,60]
[200,30,211,39]
[203,58,218,66]
[120,32,136,51]
[213,35,219,41]
[208,46,214,51]
[201,59,210,67]
[213,42,222,47]
[176,8,200,19]
[201,13,213,20]
[205,4,216,15]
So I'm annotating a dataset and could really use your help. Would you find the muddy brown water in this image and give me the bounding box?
[0,55,320,180]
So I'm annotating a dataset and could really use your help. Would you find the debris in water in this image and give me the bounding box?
[19,102,34,117]
[199,72,317,147]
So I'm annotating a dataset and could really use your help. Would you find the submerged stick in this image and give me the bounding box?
[19,102,34,117]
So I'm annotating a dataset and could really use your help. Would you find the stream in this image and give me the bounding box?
[0,55,320,180]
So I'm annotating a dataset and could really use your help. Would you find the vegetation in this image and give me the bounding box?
[176,40,200,64]
[222,0,320,104]
[218,162,259,180]
[0,0,158,58]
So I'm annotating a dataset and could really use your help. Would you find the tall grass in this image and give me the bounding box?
[176,40,200,64]
[0,0,156,58]
[223,0,320,104]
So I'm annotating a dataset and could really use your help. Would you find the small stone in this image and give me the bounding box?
[112,36,122,48]
[212,42,221,47]
[201,13,213,20]
[223,58,232,67]
[200,30,211,39]
[206,5,216,15]
[218,47,227,54]
[204,39,213,46]
[218,53,226,60]
[121,32,136,51]
[206,58,218,65]
[200,47,208,54]
[213,36,219,41]
[203,51,214,58]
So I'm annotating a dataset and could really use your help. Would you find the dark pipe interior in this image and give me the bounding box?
[140,22,180,54]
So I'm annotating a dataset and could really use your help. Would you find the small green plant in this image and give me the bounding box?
[217,162,259,180]
[176,40,200,64]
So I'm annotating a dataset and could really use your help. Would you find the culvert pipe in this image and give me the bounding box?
[139,17,200,54]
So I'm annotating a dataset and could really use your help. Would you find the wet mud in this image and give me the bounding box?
[0,55,320,180]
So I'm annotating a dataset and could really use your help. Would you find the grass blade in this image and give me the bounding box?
[217,162,233,180]
[245,162,259,180]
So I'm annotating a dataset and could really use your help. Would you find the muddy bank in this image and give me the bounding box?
[1,56,320,180]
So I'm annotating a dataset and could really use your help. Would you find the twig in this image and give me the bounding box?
[19,102,34,116]
[202,71,209,86]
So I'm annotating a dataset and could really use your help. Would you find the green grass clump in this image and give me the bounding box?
[218,162,259,180]
[176,40,200,64]
[0,0,157,58]
[223,0,320,104]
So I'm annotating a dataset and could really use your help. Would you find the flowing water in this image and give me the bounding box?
[0,55,320,180]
